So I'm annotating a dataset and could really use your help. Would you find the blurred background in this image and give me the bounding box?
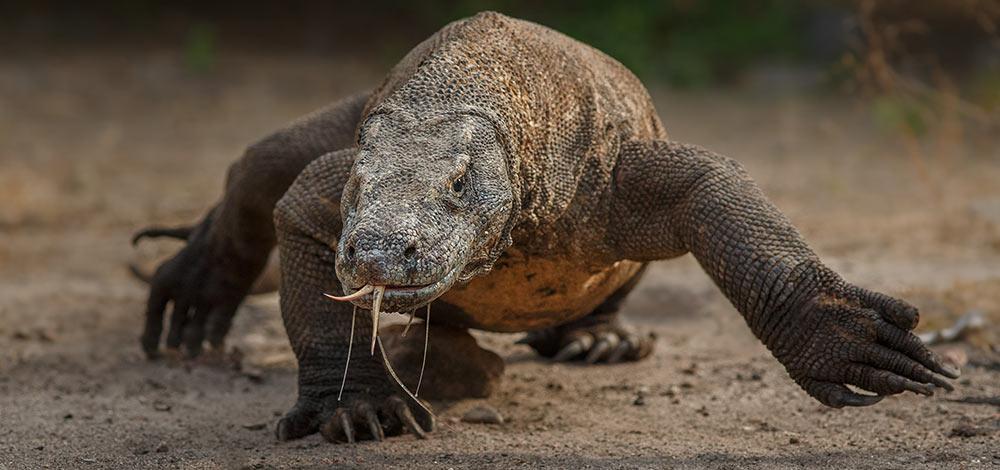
[1,0,998,226]
[1,1,998,467]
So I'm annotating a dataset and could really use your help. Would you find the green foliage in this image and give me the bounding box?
[969,66,1000,112]
[872,95,929,137]
[387,0,808,87]
[655,0,806,87]
[184,22,217,74]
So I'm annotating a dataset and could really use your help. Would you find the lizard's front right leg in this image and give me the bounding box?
[274,152,433,443]
[134,92,369,357]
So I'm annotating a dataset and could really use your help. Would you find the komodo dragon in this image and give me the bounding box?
[133,11,959,443]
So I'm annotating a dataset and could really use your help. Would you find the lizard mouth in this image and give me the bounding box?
[324,265,463,355]
[329,264,463,312]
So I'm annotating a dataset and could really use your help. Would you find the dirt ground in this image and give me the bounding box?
[1,48,999,469]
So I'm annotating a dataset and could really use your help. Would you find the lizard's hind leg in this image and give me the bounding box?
[379,323,505,399]
[519,265,656,364]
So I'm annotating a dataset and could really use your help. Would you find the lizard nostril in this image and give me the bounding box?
[346,244,356,259]
[403,245,416,259]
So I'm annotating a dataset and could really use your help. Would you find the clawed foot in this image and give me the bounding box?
[277,394,432,444]
[519,316,655,364]
[133,211,264,358]
[778,281,961,408]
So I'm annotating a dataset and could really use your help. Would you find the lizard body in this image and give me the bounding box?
[135,12,958,444]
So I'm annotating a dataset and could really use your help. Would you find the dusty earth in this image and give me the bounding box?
[1,48,999,469]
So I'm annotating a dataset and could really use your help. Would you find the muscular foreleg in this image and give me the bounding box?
[608,140,958,407]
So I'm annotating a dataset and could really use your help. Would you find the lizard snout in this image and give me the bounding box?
[341,228,421,286]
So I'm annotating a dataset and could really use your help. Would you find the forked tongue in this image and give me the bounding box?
[322,284,386,355]
[323,284,375,302]
[322,285,436,422]
[369,285,385,355]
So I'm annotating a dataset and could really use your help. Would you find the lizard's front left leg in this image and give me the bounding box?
[274,152,432,443]
[606,140,959,407]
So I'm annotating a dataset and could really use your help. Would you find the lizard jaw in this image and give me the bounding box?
[327,263,464,313]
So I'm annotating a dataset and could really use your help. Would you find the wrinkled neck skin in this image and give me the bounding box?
[333,108,523,313]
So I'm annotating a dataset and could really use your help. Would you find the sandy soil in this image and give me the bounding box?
[1,48,998,469]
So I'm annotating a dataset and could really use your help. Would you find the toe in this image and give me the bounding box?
[553,333,594,362]
[387,396,428,439]
[320,409,355,443]
[182,304,210,357]
[353,401,384,441]
[606,337,633,364]
[276,403,320,441]
[585,333,620,364]
[800,378,885,408]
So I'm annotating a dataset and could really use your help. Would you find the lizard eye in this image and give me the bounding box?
[451,176,465,194]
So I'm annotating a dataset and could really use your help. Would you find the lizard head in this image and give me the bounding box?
[334,112,516,313]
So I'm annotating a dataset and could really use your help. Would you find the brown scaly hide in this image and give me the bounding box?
[138,10,960,445]
[364,11,667,257]
[329,12,665,330]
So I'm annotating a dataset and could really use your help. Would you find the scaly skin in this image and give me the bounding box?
[136,12,959,444]
[135,92,369,356]
[608,141,958,406]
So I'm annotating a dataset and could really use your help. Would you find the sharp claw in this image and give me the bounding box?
[843,393,885,407]
[339,411,355,444]
[132,226,193,246]
[553,341,584,362]
[553,336,592,362]
[805,379,885,408]
[896,376,935,396]
[607,336,636,364]
[275,418,290,441]
[367,413,384,442]
[396,403,428,439]
[585,341,607,364]
[922,349,961,379]
[585,335,618,364]
[929,374,955,392]
[877,320,961,383]
[351,402,384,441]
[939,362,961,379]
[166,299,192,349]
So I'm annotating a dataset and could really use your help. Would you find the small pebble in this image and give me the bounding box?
[461,405,504,425]
[242,368,265,384]
[940,348,968,369]
[950,423,990,438]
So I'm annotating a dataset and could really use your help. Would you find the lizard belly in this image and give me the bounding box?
[438,250,643,332]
